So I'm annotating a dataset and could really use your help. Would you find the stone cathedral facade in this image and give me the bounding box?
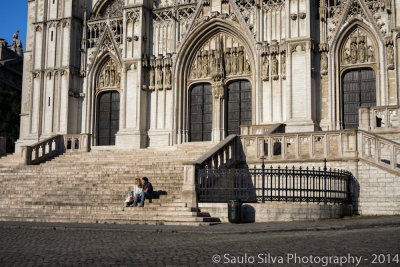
[16,0,400,150]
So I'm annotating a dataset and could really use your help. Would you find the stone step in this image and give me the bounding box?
[0,143,221,225]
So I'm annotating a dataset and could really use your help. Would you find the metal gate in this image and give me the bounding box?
[226,80,252,135]
[343,69,376,129]
[190,83,212,142]
[97,91,120,146]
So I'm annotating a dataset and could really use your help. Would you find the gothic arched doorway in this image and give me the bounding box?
[226,80,252,135]
[190,83,212,142]
[342,68,376,129]
[97,91,120,146]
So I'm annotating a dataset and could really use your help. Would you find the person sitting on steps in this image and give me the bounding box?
[132,177,153,207]
[125,178,142,207]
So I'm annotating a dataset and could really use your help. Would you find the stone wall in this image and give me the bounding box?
[198,202,352,223]
[357,160,400,215]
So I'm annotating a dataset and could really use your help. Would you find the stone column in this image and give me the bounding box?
[212,81,225,142]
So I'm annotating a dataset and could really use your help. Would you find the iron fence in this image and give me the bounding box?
[196,163,352,204]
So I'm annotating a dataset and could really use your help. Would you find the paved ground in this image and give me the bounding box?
[0,216,399,266]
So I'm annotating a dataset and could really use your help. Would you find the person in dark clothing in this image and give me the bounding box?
[132,177,153,207]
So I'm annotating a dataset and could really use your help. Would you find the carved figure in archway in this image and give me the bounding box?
[232,48,237,74]
[225,48,232,74]
[110,65,116,85]
[209,50,215,75]
[246,59,251,73]
[343,48,351,63]
[197,52,202,78]
[97,57,120,89]
[105,67,110,86]
[367,46,375,62]
[358,37,366,63]
[202,51,208,77]
[238,47,244,74]
[350,38,358,63]
[99,74,105,88]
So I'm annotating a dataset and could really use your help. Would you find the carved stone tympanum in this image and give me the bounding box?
[97,58,121,89]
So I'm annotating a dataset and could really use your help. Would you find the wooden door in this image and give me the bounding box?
[97,91,120,145]
[190,84,212,142]
[343,69,376,129]
[226,80,252,135]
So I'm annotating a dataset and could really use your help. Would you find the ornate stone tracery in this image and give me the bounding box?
[95,0,124,19]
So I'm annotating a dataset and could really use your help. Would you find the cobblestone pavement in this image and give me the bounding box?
[0,217,399,267]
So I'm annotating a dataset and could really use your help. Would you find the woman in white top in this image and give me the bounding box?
[125,178,143,207]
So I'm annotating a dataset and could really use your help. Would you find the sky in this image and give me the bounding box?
[0,2,28,48]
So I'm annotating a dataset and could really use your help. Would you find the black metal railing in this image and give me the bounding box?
[197,161,352,204]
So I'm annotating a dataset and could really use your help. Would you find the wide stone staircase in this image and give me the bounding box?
[0,142,222,226]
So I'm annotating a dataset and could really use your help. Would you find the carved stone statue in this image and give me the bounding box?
[105,67,110,86]
[156,67,163,89]
[358,41,366,63]
[225,49,231,74]
[238,47,244,74]
[387,44,394,66]
[321,52,328,75]
[350,40,358,63]
[150,68,155,89]
[343,48,351,63]
[197,52,202,78]
[246,60,251,73]
[99,74,105,88]
[232,48,237,74]
[262,55,269,81]
[202,51,208,77]
[271,55,279,79]
[13,30,19,40]
[165,66,171,89]
[11,30,23,56]
[367,46,375,62]
[110,66,115,86]
[209,50,215,75]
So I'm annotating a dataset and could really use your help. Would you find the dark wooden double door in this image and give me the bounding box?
[190,81,252,141]
[97,91,120,146]
[342,69,376,129]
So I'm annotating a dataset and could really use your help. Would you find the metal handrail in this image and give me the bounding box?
[197,162,352,205]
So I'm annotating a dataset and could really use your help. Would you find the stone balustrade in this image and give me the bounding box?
[21,134,91,165]
[240,131,358,162]
[240,130,400,172]
[359,105,400,133]
[358,130,400,171]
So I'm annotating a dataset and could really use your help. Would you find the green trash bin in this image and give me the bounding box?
[228,198,242,224]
